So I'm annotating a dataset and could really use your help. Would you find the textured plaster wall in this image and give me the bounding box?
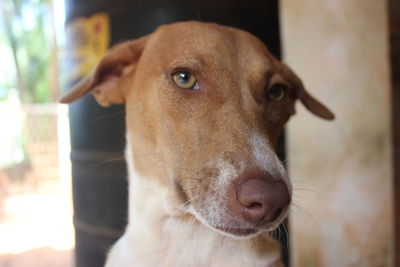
[280,1,393,266]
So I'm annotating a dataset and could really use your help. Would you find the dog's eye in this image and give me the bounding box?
[172,71,199,90]
[267,84,286,102]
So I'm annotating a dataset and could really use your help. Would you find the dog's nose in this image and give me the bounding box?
[234,177,290,225]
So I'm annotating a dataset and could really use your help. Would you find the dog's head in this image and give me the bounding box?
[62,21,334,238]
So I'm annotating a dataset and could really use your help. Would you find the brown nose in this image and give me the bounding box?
[235,177,290,225]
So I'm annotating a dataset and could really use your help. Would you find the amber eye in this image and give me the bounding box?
[267,84,286,102]
[172,71,199,90]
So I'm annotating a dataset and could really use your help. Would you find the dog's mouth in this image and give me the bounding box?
[210,216,287,237]
[188,206,287,238]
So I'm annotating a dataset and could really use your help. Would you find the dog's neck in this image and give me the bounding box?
[120,138,282,267]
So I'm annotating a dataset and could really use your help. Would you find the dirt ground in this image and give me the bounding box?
[0,182,74,267]
[0,248,73,267]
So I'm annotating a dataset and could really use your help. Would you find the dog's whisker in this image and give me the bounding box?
[292,193,307,202]
[180,195,201,208]
[162,208,186,236]
[160,165,200,174]
[271,228,277,241]
[93,157,126,167]
[277,225,281,244]
[280,159,289,168]
[246,237,253,249]
[282,221,290,251]
[188,212,199,236]
[290,180,322,189]
[292,187,331,197]
[250,236,256,249]
[291,203,323,238]
[92,111,126,123]
[265,229,273,241]
[130,153,164,159]
[162,194,202,235]
[291,187,338,208]
[290,180,314,185]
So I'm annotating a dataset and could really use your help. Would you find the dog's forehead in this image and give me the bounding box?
[145,22,275,70]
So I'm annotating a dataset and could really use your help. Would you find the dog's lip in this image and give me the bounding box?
[214,225,258,236]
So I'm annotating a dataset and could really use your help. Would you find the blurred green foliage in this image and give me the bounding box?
[0,0,53,103]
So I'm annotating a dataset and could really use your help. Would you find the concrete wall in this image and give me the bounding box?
[280,1,394,266]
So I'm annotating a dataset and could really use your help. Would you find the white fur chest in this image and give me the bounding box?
[106,218,282,267]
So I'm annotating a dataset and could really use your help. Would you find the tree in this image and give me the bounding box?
[0,0,57,103]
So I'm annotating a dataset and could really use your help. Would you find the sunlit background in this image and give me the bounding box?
[0,0,74,266]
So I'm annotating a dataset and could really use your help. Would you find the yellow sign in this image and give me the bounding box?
[66,13,110,82]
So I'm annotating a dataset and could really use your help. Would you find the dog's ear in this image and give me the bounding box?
[297,87,335,120]
[60,35,150,107]
[283,64,335,120]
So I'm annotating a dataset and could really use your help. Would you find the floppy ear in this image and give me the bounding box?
[60,35,150,106]
[283,65,335,120]
[297,86,335,120]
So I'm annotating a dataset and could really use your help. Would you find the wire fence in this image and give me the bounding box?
[0,104,60,196]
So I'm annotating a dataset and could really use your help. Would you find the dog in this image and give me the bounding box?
[61,21,334,267]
